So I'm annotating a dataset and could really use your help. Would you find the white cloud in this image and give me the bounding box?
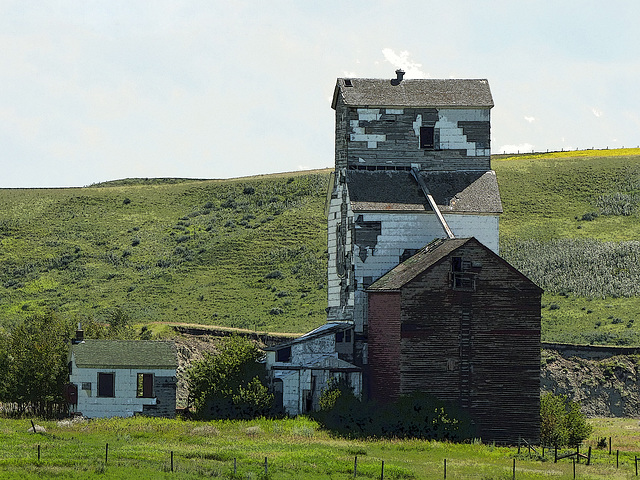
[591,107,603,117]
[524,116,535,123]
[498,143,534,154]
[381,48,428,79]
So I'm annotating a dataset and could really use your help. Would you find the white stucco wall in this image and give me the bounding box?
[69,355,176,418]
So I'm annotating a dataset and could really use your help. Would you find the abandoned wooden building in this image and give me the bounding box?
[67,329,178,418]
[265,70,541,443]
[367,237,542,443]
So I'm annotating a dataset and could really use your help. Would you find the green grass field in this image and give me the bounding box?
[0,416,639,479]
[1,149,640,344]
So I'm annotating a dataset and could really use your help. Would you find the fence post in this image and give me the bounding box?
[635,456,638,476]
[444,458,446,479]
[171,451,174,473]
[616,450,619,469]
[381,460,384,480]
[609,437,612,455]
[554,446,558,463]
[105,443,108,464]
[587,446,591,466]
[354,455,357,478]
[37,444,40,462]
[234,458,237,475]
[573,459,576,479]
[512,458,516,479]
[264,457,268,475]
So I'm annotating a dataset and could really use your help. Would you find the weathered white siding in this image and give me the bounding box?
[69,354,176,418]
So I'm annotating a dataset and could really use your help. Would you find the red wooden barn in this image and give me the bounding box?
[367,237,542,443]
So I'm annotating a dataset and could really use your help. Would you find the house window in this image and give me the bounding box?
[451,257,476,291]
[344,79,353,87]
[97,373,115,397]
[276,346,291,362]
[137,373,154,398]
[420,126,435,149]
[335,331,344,343]
[345,329,352,343]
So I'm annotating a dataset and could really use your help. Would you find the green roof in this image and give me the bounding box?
[71,340,177,369]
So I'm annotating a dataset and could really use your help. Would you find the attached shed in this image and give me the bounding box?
[68,339,178,418]
[367,237,542,443]
[264,322,362,416]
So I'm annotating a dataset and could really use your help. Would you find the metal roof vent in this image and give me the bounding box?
[391,69,405,85]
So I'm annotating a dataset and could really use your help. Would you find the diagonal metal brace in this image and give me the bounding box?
[411,167,455,239]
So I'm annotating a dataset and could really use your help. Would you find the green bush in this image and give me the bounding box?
[313,384,473,441]
[186,335,274,420]
[540,393,592,447]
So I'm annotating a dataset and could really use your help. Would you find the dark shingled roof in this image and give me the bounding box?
[346,170,502,214]
[368,238,473,291]
[71,340,178,369]
[332,78,493,109]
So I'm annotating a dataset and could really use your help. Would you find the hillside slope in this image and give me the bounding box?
[1,149,639,343]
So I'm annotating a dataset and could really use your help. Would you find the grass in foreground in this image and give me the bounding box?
[0,416,639,479]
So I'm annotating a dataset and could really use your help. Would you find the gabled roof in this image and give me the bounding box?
[367,237,542,292]
[332,78,493,109]
[264,322,352,351]
[71,340,178,369]
[347,170,502,214]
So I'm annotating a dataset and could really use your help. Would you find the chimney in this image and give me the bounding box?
[73,323,84,344]
[391,69,405,86]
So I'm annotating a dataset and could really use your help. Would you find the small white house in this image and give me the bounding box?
[68,337,178,418]
[264,322,362,416]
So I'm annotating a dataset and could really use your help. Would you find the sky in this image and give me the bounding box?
[1,1,639,188]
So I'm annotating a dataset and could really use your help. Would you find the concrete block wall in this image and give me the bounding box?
[70,364,176,418]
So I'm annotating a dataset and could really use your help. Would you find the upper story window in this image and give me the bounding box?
[420,126,435,149]
[451,256,476,291]
[277,346,292,362]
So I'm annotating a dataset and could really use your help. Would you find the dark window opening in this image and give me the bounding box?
[137,373,154,398]
[420,126,435,149]
[452,257,472,272]
[97,373,115,397]
[452,257,476,291]
[345,329,352,343]
[344,79,353,87]
[276,346,291,362]
[335,331,344,343]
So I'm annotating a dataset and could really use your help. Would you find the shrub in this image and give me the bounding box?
[540,392,592,447]
[186,335,274,420]
[123,197,131,205]
[265,270,283,279]
[314,384,472,441]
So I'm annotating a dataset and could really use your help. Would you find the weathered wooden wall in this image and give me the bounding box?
[334,99,491,171]
[367,292,402,403]
[369,241,541,444]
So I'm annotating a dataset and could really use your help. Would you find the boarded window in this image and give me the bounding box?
[97,373,114,397]
[137,373,154,398]
[420,126,434,149]
[452,257,476,291]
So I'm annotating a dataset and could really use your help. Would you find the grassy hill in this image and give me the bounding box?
[1,149,640,343]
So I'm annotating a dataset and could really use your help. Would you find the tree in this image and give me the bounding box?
[0,312,73,417]
[187,335,273,419]
[540,392,592,447]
